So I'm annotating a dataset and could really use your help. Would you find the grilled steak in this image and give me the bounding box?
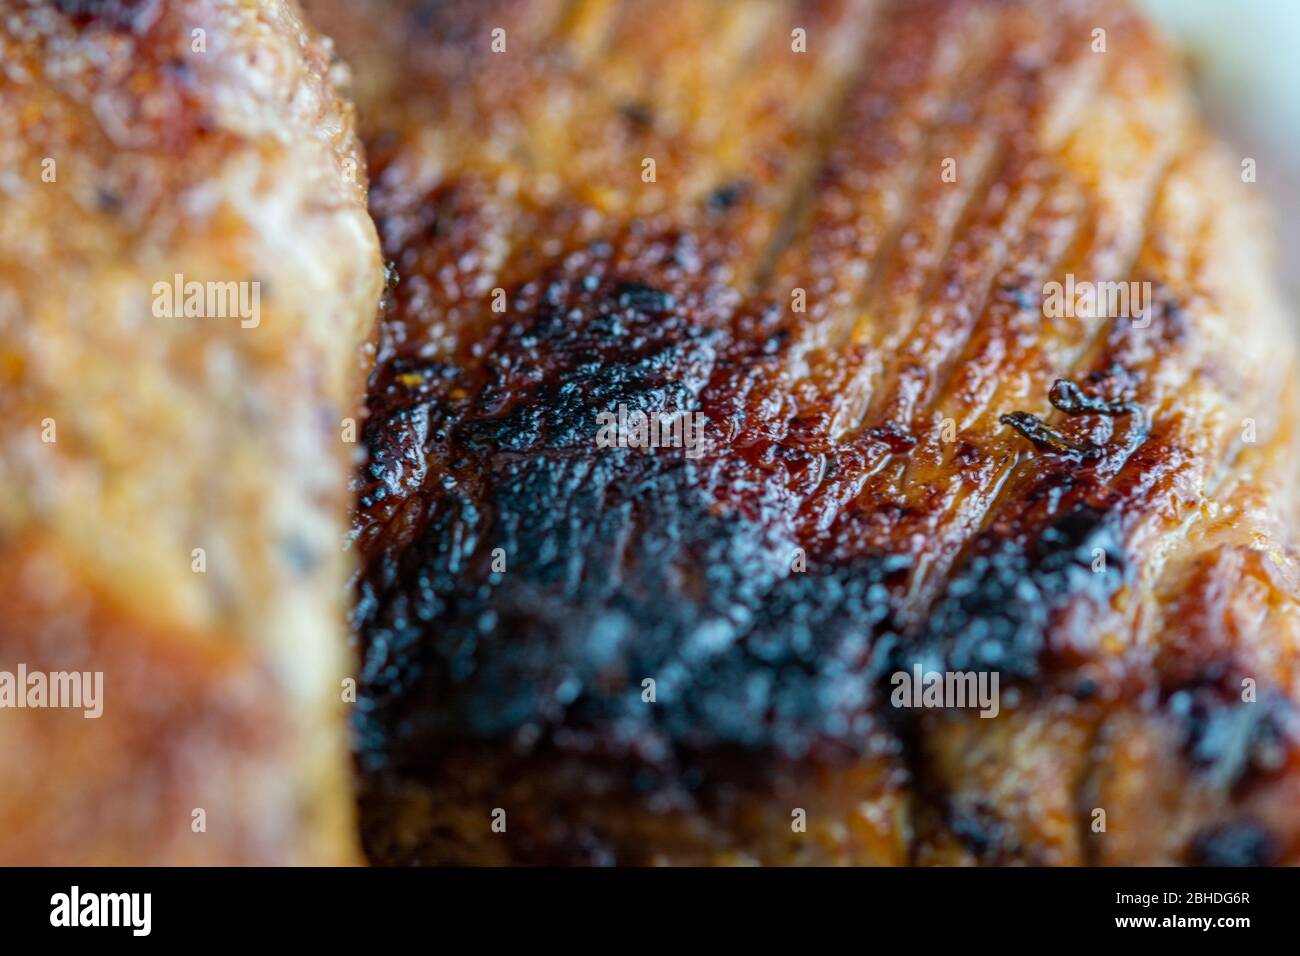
[306,0,1300,865]
[0,0,383,863]
[7,0,1294,867]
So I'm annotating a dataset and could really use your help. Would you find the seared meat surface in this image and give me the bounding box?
[0,0,383,863]
[315,0,1300,865]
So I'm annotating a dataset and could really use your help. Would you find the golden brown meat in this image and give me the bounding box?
[308,0,1300,865]
[0,0,383,863]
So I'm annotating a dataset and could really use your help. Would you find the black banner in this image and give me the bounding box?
[0,866,1284,942]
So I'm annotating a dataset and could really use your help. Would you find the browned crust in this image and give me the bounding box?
[0,0,384,864]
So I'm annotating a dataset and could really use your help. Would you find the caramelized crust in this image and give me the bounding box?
[335,0,1297,864]
[0,0,383,863]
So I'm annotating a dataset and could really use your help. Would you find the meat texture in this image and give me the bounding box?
[0,0,383,863]
[314,0,1300,865]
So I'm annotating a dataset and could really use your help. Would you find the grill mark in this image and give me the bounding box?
[824,10,1005,354]
[758,9,1025,534]
[883,187,1092,612]
[899,178,1083,484]
[858,129,1004,361]
[939,134,1187,550]
[741,0,883,294]
[873,0,1107,447]
[771,0,1003,381]
[826,87,1009,438]
[850,0,1094,437]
